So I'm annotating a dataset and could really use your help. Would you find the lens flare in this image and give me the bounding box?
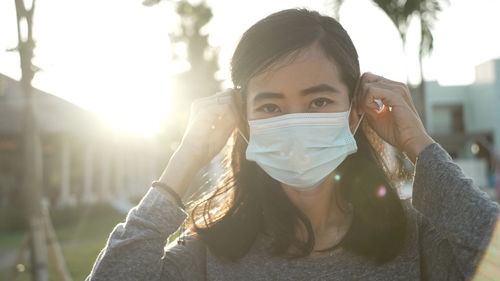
[377,185,387,197]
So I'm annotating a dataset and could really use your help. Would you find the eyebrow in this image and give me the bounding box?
[252,83,341,102]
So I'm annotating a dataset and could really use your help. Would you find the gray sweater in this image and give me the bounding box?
[86,143,500,281]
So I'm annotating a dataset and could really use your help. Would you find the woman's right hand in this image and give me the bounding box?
[157,88,242,198]
[179,88,241,167]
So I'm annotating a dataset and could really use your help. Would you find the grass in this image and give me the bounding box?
[0,231,26,254]
[0,203,126,281]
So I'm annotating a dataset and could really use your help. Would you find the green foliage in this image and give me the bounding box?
[169,0,221,102]
[417,0,444,57]
[333,0,447,57]
[145,0,221,104]
[144,0,221,149]
[334,0,448,56]
[372,0,444,57]
[333,0,448,122]
[0,205,29,232]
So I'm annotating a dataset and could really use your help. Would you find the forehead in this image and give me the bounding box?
[246,44,347,98]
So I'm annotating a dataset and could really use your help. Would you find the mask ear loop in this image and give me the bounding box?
[349,101,364,136]
[353,113,364,136]
[237,128,249,144]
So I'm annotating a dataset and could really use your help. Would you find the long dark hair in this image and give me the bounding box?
[186,9,407,265]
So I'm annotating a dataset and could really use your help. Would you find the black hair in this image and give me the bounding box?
[188,8,407,265]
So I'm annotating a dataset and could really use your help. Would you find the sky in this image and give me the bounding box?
[1,0,499,135]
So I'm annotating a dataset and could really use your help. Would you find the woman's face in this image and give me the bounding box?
[245,43,354,125]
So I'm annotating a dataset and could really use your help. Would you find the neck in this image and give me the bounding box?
[282,175,350,241]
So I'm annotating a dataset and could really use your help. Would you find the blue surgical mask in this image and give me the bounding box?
[242,106,363,190]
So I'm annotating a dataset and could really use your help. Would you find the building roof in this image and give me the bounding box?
[0,73,106,138]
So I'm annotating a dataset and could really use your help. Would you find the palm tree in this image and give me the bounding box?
[333,0,446,126]
[143,0,220,103]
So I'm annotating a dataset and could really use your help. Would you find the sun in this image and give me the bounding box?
[97,75,174,137]
[23,0,180,137]
[33,56,176,137]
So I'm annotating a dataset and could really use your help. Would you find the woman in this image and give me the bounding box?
[86,9,500,280]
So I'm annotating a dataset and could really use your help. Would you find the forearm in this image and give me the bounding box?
[412,143,500,278]
[403,133,435,165]
[412,142,499,247]
[86,188,188,281]
[158,144,205,199]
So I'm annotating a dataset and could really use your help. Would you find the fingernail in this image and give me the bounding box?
[374,99,384,112]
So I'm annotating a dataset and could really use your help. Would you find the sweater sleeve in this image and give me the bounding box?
[412,142,500,281]
[85,187,206,281]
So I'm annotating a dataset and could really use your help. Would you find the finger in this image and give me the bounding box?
[355,72,383,113]
[210,104,237,132]
[359,72,383,84]
[360,83,405,114]
[192,88,235,108]
[192,97,233,117]
[215,88,237,101]
[193,102,235,122]
[189,101,226,125]
[361,73,419,116]
[369,81,410,106]
[203,88,248,140]
[211,91,242,123]
[376,79,418,115]
[194,96,231,109]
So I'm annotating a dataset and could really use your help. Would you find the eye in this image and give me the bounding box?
[256,104,281,113]
[310,98,333,109]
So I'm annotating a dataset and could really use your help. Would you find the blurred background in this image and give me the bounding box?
[1,0,499,280]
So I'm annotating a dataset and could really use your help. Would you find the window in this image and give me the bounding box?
[433,104,465,134]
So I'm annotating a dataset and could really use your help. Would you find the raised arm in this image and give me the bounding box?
[413,142,500,280]
[354,73,500,280]
[86,142,210,281]
[86,89,242,280]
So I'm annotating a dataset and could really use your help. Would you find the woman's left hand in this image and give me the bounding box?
[355,72,435,163]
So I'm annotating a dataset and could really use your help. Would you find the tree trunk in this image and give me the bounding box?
[14,0,48,280]
[417,52,427,128]
[417,16,427,129]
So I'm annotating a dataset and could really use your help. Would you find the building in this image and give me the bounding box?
[0,73,160,209]
[425,58,500,194]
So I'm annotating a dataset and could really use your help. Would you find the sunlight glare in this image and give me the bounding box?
[99,72,173,137]
[28,0,177,136]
